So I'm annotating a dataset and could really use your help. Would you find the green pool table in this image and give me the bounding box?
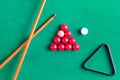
[0,0,120,80]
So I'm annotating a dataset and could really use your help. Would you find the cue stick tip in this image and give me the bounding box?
[53,14,57,17]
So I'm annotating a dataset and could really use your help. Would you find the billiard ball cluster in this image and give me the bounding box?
[50,24,80,51]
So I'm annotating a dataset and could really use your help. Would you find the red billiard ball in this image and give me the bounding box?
[64,30,72,37]
[54,36,61,44]
[65,44,72,50]
[73,44,80,50]
[50,44,57,51]
[61,24,68,31]
[58,44,65,50]
[62,37,69,44]
[69,38,76,44]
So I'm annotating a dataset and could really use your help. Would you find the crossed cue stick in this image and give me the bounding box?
[0,0,56,80]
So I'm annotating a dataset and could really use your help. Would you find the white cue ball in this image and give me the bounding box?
[81,27,88,35]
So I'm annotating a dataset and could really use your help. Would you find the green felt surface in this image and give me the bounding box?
[0,0,120,80]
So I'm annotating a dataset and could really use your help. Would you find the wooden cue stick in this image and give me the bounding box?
[13,0,46,80]
[0,14,56,69]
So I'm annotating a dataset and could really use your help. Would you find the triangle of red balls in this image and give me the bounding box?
[50,24,80,51]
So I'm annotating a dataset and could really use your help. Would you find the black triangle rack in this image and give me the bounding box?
[82,43,116,76]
